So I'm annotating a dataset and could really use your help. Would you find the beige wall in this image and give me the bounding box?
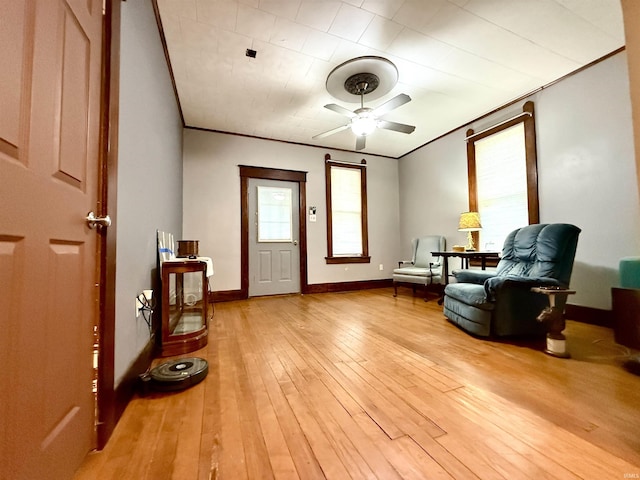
[182,131,401,291]
[399,51,640,310]
[181,50,640,310]
[115,0,183,385]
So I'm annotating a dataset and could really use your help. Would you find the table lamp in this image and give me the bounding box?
[458,211,482,251]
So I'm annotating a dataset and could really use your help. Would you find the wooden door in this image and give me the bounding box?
[0,1,103,479]
[248,178,301,296]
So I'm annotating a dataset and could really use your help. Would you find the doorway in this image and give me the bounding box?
[248,178,301,296]
[239,166,308,298]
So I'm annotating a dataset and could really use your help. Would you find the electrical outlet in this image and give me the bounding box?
[379,264,384,271]
[135,296,143,318]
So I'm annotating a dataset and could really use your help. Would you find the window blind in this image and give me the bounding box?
[475,122,528,251]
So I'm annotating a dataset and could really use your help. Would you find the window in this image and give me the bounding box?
[467,101,539,250]
[257,186,293,242]
[325,157,370,264]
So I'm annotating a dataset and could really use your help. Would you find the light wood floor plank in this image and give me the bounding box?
[285,390,353,479]
[269,326,379,478]
[282,326,407,441]
[237,308,302,480]
[449,385,638,478]
[238,303,326,479]
[304,379,403,480]
[300,379,378,480]
[74,289,640,480]
[217,334,251,480]
[338,360,446,439]
[350,413,444,480]
[197,337,221,480]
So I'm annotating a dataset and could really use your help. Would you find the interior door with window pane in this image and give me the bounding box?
[248,179,300,296]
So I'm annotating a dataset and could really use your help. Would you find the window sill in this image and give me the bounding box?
[325,256,371,264]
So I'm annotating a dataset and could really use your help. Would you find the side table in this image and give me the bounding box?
[531,286,576,358]
[431,250,501,285]
[432,250,500,305]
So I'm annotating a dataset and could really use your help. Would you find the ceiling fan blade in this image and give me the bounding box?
[377,119,416,134]
[324,103,358,118]
[355,135,366,151]
[371,93,411,117]
[312,124,350,139]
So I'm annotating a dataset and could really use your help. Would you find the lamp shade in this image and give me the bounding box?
[458,211,482,231]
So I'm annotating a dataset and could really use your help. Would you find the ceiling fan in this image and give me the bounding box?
[313,72,416,151]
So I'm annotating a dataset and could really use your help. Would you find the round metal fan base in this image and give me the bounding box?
[326,56,398,103]
[344,73,380,95]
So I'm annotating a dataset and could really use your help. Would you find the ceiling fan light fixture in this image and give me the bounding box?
[350,115,377,136]
[315,57,414,150]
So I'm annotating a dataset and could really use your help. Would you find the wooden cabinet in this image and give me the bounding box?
[612,287,640,350]
[159,260,209,357]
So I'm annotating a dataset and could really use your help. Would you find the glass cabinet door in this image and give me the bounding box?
[167,269,205,334]
[160,260,208,356]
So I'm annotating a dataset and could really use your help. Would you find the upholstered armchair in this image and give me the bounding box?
[443,223,581,337]
[393,235,446,300]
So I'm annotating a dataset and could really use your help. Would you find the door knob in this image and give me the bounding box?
[86,211,111,229]
[293,240,298,246]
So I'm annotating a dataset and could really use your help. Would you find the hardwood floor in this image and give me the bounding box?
[74,289,640,480]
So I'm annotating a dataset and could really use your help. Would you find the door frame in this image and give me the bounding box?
[240,166,308,298]
[96,0,121,449]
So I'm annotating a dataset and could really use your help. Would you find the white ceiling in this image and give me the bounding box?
[156,0,625,158]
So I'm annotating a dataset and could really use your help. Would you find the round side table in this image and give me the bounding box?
[531,287,576,358]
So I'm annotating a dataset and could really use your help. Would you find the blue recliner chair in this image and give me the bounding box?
[443,223,581,337]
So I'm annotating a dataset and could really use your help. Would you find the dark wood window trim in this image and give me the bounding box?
[324,154,370,264]
[466,101,539,254]
[239,165,308,297]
